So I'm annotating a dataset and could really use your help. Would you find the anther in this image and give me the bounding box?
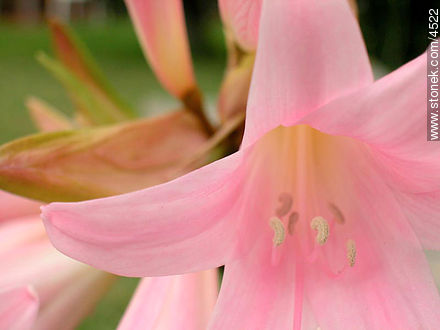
[287,212,299,235]
[310,216,329,245]
[276,193,293,217]
[269,217,286,246]
[346,239,356,267]
[328,203,345,224]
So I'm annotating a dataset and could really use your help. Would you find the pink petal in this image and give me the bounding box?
[0,191,40,222]
[209,238,297,329]
[304,155,440,329]
[42,151,248,277]
[125,0,196,99]
[0,238,89,306]
[242,0,372,148]
[302,54,436,193]
[34,269,114,330]
[118,270,217,330]
[300,54,440,250]
[217,54,254,123]
[395,190,440,250]
[0,215,46,253]
[219,0,262,51]
[26,97,73,133]
[0,217,114,329]
[0,285,39,330]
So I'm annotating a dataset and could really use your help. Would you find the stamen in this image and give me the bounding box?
[276,192,293,217]
[310,216,329,245]
[346,239,356,267]
[269,217,285,246]
[328,203,345,224]
[287,212,299,235]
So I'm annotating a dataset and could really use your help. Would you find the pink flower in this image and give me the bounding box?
[0,191,115,329]
[118,270,218,330]
[124,0,197,102]
[218,0,262,51]
[1,191,218,329]
[42,0,440,328]
[0,285,38,330]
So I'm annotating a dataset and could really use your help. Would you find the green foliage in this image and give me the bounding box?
[77,277,140,330]
[0,19,225,143]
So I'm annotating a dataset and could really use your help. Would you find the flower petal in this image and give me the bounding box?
[395,191,440,250]
[0,216,114,329]
[0,236,88,305]
[304,154,440,329]
[242,0,372,147]
[42,151,248,277]
[118,270,217,330]
[34,269,114,330]
[0,191,40,222]
[125,0,197,100]
[302,54,436,193]
[301,53,440,250]
[208,239,297,329]
[26,97,73,132]
[217,54,254,124]
[0,285,38,330]
[0,111,207,202]
[219,0,262,51]
[0,215,46,253]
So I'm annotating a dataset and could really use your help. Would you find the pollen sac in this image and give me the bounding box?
[269,217,286,247]
[310,216,329,245]
[287,212,299,235]
[328,203,345,224]
[346,239,356,267]
[276,192,293,217]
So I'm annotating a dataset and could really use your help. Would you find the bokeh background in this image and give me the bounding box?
[0,0,438,329]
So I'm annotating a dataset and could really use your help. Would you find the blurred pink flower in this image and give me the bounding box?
[42,0,440,328]
[124,0,197,101]
[0,191,115,330]
[0,285,38,330]
[1,191,218,330]
[0,190,40,222]
[219,0,262,51]
[118,270,218,330]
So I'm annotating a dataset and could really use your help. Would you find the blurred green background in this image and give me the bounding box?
[0,0,437,329]
[0,18,225,144]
